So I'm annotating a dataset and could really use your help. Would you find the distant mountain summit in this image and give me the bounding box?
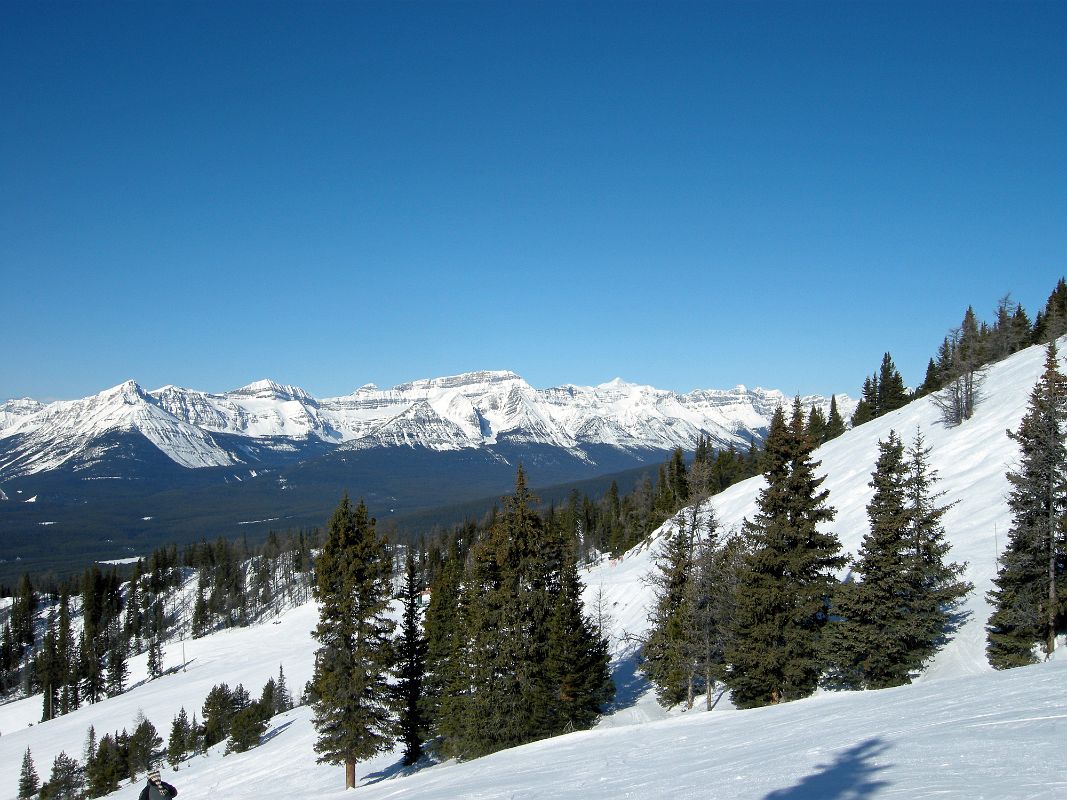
[0,371,854,478]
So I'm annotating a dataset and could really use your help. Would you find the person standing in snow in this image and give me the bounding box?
[139,769,179,800]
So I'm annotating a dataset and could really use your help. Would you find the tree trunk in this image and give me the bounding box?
[346,759,356,790]
[706,676,714,712]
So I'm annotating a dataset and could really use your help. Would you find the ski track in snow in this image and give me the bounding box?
[2,340,1066,798]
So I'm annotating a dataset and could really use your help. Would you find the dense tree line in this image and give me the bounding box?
[1,530,317,723]
[644,398,971,709]
[851,278,1067,430]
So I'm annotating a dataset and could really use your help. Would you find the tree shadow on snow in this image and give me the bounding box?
[260,720,294,745]
[762,738,891,800]
[605,641,652,711]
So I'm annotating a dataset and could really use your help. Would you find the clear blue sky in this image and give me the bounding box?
[2,1,1064,402]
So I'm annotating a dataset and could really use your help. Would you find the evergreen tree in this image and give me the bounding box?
[395,552,427,766]
[691,520,747,710]
[643,522,698,707]
[167,708,190,768]
[806,405,828,446]
[824,431,915,689]
[876,352,909,414]
[901,431,972,670]
[988,343,1067,667]
[850,377,876,427]
[146,636,163,679]
[728,399,845,707]
[543,523,613,729]
[40,752,81,800]
[201,683,235,747]
[86,735,122,798]
[1034,277,1067,343]
[18,748,39,800]
[105,638,128,697]
[128,711,162,780]
[443,468,556,757]
[825,395,847,440]
[227,704,268,753]
[274,664,293,713]
[423,540,465,745]
[310,495,396,789]
[916,358,940,397]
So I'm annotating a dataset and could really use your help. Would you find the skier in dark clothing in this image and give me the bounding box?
[139,769,178,800]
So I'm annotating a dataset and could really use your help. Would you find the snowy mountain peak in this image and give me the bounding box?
[230,379,314,402]
[392,369,527,394]
[1,370,854,478]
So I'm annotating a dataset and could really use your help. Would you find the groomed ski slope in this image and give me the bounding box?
[2,339,1065,799]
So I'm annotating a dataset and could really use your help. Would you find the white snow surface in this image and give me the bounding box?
[0,371,854,475]
[2,341,1064,798]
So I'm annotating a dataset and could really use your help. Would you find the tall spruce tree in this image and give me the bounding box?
[395,552,427,766]
[444,468,555,757]
[728,399,845,707]
[543,521,614,730]
[901,431,971,670]
[18,748,39,800]
[987,343,1067,667]
[643,522,698,707]
[167,708,190,768]
[824,431,916,689]
[310,495,396,789]
[423,539,466,750]
[825,395,847,441]
[876,352,909,414]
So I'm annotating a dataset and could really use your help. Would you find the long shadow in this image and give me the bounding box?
[260,720,293,745]
[763,738,891,800]
[363,751,439,786]
[605,642,651,711]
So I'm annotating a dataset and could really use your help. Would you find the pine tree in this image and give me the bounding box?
[41,751,81,800]
[824,431,915,689]
[128,711,162,780]
[851,377,876,427]
[311,495,396,789]
[988,343,1067,667]
[395,552,427,766]
[105,636,128,697]
[806,405,828,446]
[876,352,909,414]
[18,748,39,800]
[643,522,698,707]
[825,395,847,440]
[227,704,268,753]
[728,399,845,707]
[543,522,613,729]
[916,358,940,397]
[86,735,122,798]
[147,636,163,679]
[167,708,190,768]
[275,664,293,713]
[201,683,235,747]
[901,431,972,671]
[691,519,747,710]
[444,468,555,757]
[423,539,465,746]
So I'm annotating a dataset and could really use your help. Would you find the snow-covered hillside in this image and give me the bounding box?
[0,371,852,478]
[2,341,1063,799]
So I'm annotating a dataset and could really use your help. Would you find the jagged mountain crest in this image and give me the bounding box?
[0,370,855,478]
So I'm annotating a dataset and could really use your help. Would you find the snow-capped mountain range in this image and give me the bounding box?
[0,371,853,478]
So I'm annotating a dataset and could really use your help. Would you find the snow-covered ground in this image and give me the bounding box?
[2,340,1064,799]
